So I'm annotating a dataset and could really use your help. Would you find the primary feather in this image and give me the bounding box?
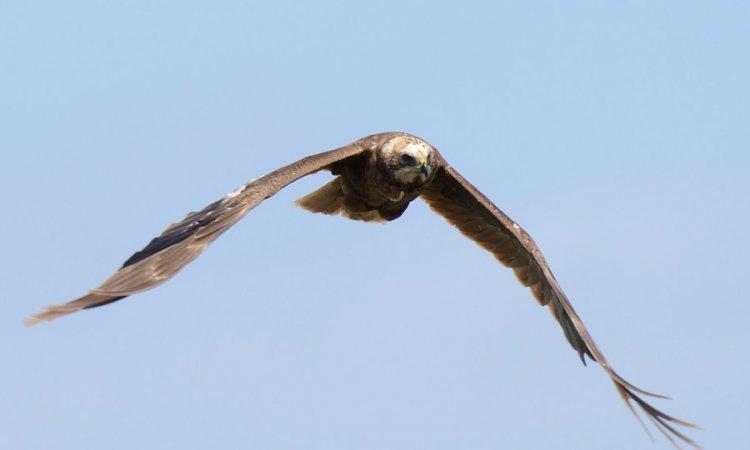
[26,132,699,448]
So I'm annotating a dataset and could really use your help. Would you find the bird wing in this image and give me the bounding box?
[25,142,369,326]
[419,164,699,449]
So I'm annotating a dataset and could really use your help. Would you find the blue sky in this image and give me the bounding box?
[2,1,748,449]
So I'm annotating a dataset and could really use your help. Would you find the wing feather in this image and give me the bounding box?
[420,164,700,449]
[25,143,368,325]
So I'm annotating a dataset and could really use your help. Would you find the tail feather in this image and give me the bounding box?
[294,178,344,215]
[295,177,386,222]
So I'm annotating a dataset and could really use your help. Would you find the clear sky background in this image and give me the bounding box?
[2,1,748,449]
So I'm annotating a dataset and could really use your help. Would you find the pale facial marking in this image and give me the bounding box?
[401,142,432,166]
[382,136,434,185]
[382,136,433,161]
[396,142,431,184]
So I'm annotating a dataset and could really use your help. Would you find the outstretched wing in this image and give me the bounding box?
[420,164,700,449]
[25,143,369,326]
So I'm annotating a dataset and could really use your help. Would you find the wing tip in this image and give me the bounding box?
[24,305,74,327]
[612,377,701,449]
[23,316,42,327]
[25,291,129,326]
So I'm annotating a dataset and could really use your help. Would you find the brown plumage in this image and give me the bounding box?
[26,132,699,448]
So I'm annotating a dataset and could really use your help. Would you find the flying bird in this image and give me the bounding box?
[26,132,699,448]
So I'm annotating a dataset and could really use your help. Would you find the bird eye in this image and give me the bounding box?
[401,154,417,165]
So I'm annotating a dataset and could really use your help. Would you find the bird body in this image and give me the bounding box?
[26,132,699,448]
[297,133,437,221]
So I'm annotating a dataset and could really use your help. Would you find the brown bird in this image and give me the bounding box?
[26,132,699,448]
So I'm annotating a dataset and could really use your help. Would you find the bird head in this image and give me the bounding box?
[380,135,436,185]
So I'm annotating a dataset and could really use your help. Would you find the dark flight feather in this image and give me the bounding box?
[421,164,700,449]
[26,132,699,449]
[25,144,368,324]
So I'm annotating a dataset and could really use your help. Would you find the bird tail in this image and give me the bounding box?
[295,177,385,222]
[294,178,345,215]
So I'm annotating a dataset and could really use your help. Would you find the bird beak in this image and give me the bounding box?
[417,156,429,175]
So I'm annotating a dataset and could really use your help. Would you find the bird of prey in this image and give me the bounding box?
[26,132,698,448]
